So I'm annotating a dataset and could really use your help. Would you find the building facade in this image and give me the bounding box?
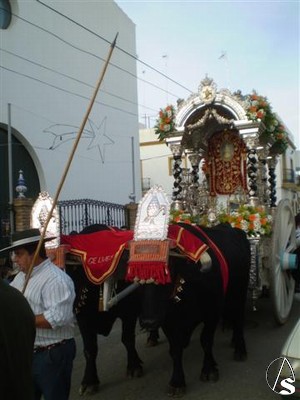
[0,0,141,210]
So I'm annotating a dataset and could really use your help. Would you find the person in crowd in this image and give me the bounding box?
[0,228,76,400]
[0,275,36,400]
[0,255,19,283]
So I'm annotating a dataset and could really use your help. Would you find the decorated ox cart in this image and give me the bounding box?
[18,43,297,393]
[43,76,298,329]
[152,76,298,324]
[26,74,298,396]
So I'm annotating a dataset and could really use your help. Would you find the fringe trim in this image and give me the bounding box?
[126,261,171,284]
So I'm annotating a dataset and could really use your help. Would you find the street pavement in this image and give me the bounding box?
[69,293,300,400]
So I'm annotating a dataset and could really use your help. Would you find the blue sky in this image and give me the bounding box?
[115,0,299,148]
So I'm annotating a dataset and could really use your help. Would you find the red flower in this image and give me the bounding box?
[256,111,264,119]
[249,106,257,113]
[260,217,267,226]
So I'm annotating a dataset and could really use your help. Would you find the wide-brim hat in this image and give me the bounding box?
[0,228,56,255]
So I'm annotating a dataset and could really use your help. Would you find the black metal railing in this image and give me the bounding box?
[57,199,127,235]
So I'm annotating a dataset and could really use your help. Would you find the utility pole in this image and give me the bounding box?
[7,103,14,235]
[130,136,136,203]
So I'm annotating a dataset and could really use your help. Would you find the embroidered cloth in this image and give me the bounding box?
[61,230,133,284]
[208,130,247,195]
[61,225,226,289]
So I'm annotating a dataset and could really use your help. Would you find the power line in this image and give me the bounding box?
[0,48,156,113]
[141,154,171,161]
[0,4,192,125]
[3,9,181,106]
[0,65,138,117]
[35,0,193,94]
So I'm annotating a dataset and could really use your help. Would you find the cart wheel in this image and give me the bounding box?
[270,199,296,325]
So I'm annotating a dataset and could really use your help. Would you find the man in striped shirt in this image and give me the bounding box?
[1,228,76,400]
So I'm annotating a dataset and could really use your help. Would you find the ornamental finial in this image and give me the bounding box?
[15,170,27,198]
[198,75,217,104]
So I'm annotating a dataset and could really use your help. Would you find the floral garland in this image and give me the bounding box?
[218,204,272,237]
[155,91,288,152]
[154,105,176,141]
[169,209,208,226]
[246,92,288,154]
[169,210,194,224]
[169,205,272,237]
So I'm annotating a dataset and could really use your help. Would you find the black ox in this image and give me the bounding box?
[139,223,251,397]
[63,225,143,396]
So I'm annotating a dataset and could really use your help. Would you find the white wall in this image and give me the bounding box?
[0,0,141,204]
[140,128,173,198]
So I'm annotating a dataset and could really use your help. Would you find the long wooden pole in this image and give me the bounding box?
[22,33,119,294]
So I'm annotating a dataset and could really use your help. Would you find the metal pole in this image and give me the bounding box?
[7,103,14,235]
[107,282,139,309]
[131,136,136,202]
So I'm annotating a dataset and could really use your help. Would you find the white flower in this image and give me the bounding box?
[248,112,257,120]
[241,220,249,232]
[253,220,261,231]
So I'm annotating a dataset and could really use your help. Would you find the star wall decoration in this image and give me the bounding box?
[44,124,93,150]
[86,117,115,163]
[43,116,115,163]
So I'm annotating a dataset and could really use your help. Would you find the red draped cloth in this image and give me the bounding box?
[61,225,228,292]
[192,225,229,293]
[168,224,209,262]
[61,230,133,284]
[168,224,228,293]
